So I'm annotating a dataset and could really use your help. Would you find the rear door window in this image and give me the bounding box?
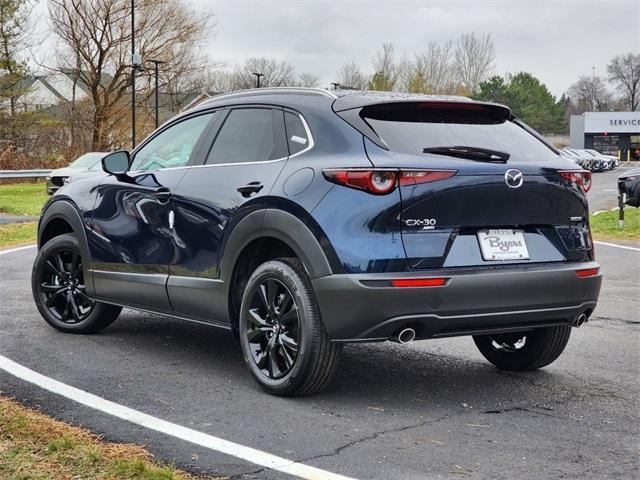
[207,108,287,165]
[284,111,310,155]
[362,103,559,163]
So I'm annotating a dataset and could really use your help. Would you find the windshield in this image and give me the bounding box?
[362,103,559,163]
[70,153,103,169]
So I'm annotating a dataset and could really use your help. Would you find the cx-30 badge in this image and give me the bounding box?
[504,169,524,188]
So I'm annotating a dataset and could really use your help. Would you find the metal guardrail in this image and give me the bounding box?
[0,169,52,179]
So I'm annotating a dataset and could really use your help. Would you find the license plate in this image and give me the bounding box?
[477,229,529,261]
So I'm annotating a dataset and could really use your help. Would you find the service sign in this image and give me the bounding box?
[584,112,640,133]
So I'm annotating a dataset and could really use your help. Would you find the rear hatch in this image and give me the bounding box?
[356,101,593,269]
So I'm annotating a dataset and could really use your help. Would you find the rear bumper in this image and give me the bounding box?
[312,262,602,341]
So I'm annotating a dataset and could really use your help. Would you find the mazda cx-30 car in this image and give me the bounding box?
[32,88,602,396]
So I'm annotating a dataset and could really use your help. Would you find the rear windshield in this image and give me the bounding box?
[362,103,559,163]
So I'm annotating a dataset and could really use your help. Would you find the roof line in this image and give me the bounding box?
[199,87,337,107]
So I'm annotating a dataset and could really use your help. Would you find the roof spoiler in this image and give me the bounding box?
[333,98,512,150]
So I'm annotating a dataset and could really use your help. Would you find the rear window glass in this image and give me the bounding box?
[362,103,559,163]
[284,112,309,155]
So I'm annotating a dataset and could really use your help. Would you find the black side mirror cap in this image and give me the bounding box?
[102,151,131,178]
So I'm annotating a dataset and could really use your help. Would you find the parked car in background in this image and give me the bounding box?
[46,152,107,194]
[559,149,590,170]
[32,89,601,396]
[585,149,619,169]
[618,167,640,207]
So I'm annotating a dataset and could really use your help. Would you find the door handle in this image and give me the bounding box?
[236,182,263,197]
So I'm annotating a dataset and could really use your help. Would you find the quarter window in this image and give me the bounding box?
[130,113,215,171]
[284,111,310,155]
[207,108,286,165]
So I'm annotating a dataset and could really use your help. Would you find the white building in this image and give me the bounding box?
[570,111,640,161]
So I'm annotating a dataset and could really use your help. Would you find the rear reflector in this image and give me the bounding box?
[390,277,448,288]
[575,267,599,278]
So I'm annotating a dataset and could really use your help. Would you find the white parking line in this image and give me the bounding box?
[594,241,640,252]
[0,244,36,255]
[0,243,354,479]
[0,355,354,480]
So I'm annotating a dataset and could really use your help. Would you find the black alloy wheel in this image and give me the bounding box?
[473,325,572,371]
[238,258,341,396]
[245,278,300,379]
[38,248,94,323]
[32,233,122,333]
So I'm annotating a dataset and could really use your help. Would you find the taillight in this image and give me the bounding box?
[575,267,599,278]
[399,170,457,186]
[323,169,456,194]
[560,171,592,192]
[390,277,449,287]
[322,170,397,194]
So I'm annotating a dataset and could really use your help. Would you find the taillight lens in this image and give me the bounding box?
[323,169,456,194]
[323,170,397,194]
[560,171,592,192]
[399,170,457,186]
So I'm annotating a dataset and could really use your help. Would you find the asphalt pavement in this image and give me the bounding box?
[1,166,639,479]
[1,243,639,479]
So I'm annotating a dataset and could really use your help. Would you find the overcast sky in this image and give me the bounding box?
[194,0,639,96]
[35,0,639,97]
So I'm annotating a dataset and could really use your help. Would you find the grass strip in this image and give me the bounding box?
[0,395,224,480]
[590,207,640,241]
[0,221,37,248]
[0,181,48,217]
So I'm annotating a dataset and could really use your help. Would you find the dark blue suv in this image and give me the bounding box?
[32,88,602,395]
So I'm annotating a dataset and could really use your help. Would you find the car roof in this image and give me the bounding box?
[186,87,510,116]
[191,87,337,113]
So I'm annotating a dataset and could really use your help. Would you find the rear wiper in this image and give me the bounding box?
[422,146,510,163]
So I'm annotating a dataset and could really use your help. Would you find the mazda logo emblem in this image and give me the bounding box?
[504,169,524,188]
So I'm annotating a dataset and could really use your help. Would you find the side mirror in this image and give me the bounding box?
[102,151,130,178]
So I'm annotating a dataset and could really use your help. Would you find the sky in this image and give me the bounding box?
[33,0,640,97]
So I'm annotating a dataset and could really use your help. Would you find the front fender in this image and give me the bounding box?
[39,200,95,296]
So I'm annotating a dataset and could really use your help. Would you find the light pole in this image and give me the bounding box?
[131,0,136,148]
[148,60,165,129]
[252,72,264,88]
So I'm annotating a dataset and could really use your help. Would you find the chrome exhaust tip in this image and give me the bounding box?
[393,328,416,344]
[572,313,587,328]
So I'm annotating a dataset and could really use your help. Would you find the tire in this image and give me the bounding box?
[32,233,122,334]
[238,258,341,396]
[473,326,571,371]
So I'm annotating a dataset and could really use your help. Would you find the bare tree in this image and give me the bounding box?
[607,53,640,111]
[415,40,456,94]
[296,72,320,88]
[48,0,212,150]
[395,56,415,92]
[369,42,398,90]
[335,61,368,89]
[567,75,613,113]
[205,69,238,93]
[454,33,495,93]
[233,57,296,89]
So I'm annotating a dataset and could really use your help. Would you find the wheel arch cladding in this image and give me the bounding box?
[222,208,336,334]
[38,200,95,295]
